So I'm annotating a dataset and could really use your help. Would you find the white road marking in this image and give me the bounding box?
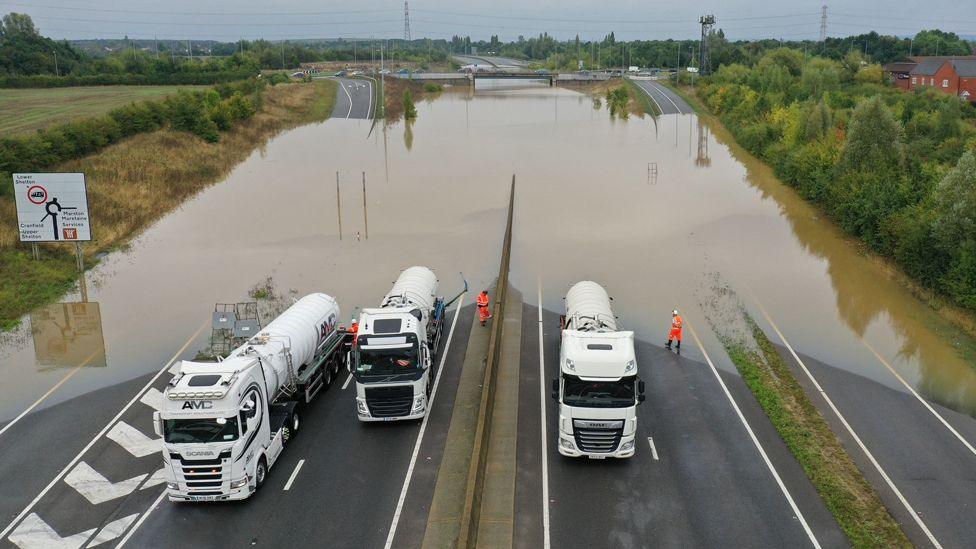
[106,421,161,458]
[859,337,976,457]
[365,79,374,120]
[283,459,305,491]
[647,437,659,461]
[0,321,208,542]
[383,294,465,549]
[341,372,353,390]
[537,278,551,549]
[340,80,354,118]
[753,302,943,549]
[88,514,138,547]
[7,513,95,549]
[0,347,101,440]
[140,469,166,490]
[114,489,166,548]
[63,462,146,505]
[138,388,163,411]
[686,320,821,549]
[633,80,665,115]
[645,80,683,114]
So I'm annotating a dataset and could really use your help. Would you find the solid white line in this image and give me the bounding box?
[753,302,943,549]
[860,337,976,457]
[647,437,659,461]
[0,320,208,542]
[633,80,665,115]
[283,459,305,491]
[383,294,465,549]
[648,80,683,114]
[686,320,821,549]
[0,346,100,439]
[537,278,551,549]
[340,79,354,118]
[341,372,353,390]
[365,79,374,120]
[115,488,166,548]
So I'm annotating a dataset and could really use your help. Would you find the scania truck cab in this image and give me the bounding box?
[155,293,345,501]
[553,282,645,459]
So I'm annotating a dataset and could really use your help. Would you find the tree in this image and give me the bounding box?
[800,57,841,97]
[1,12,38,37]
[837,96,904,176]
[804,99,832,141]
[932,151,976,306]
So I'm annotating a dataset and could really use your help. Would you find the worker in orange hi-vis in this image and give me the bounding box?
[477,290,491,326]
[665,309,682,353]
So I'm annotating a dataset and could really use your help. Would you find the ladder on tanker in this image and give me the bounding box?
[278,345,298,399]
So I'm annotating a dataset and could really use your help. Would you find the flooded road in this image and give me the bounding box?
[2,81,976,423]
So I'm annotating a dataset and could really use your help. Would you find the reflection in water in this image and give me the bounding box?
[403,119,414,151]
[29,302,105,370]
[2,83,975,422]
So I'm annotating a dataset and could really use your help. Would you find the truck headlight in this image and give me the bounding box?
[560,438,575,451]
[356,399,369,415]
[411,395,425,413]
[620,440,634,452]
[166,482,178,491]
[230,478,248,489]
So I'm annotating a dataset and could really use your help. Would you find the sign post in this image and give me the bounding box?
[13,173,92,273]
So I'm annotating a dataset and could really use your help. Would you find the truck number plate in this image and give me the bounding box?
[382,417,398,422]
[188,495,221,501]
[588,455,607,460]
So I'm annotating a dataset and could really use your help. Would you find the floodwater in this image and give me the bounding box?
[2,80,976,423]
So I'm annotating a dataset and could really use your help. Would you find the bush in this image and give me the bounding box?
[403,90,417,119]
[0,71,255,89]
[423,82,443,93]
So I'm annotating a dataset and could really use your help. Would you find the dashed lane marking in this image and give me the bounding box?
[283,459,305,491]
[647,437,659,461]
[342,372,353,390]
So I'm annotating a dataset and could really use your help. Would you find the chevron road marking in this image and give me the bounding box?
[106,421,161,459]
[63,462,147,506]
[7,513,94,549]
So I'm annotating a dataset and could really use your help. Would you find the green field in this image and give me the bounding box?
[0,85,205,135]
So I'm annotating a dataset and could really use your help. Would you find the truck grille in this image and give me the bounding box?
[573,419,624,453]
[172,451,231,491]
[365,385,414,417]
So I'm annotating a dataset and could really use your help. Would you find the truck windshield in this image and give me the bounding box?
[355,346,420,377]
[562,374,636,408]
[163,417,239,444]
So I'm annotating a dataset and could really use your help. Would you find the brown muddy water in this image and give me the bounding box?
[2,81,976,423]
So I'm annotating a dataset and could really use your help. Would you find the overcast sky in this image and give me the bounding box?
[2,0,974,42]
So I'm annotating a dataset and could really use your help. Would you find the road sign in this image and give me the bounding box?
[13,173,92,242]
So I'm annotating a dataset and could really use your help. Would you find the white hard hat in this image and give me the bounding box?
[672,309,678,315]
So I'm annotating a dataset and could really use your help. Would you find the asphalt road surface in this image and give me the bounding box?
[0,302,472,549]
[330,77,374,120]
[514,303,848,549]
[630,78,691,115]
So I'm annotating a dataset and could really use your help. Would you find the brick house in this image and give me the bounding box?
[898,56,976,102]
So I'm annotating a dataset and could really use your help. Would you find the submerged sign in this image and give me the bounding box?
[13,173,91,242]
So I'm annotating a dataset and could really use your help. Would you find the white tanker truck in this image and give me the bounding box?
[353,266,465,422]
[154,293,346,501]
[552,281,645,459]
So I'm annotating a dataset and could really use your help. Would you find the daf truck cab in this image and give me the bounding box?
[553,282,645,459]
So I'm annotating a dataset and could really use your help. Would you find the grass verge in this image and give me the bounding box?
[0,85,207,135]
[0,80,337,331]
[722,314,911,548]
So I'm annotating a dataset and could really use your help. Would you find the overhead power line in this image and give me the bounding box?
[0,1,400,17]
[23,14,404,27]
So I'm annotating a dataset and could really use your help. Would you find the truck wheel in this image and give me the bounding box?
[290,410,301,436]
[324,363,333,387]
[255,458,268,490]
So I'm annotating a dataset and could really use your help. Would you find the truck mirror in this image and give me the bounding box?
[152,411,163,437]
[638,380,646,404]
[551,379,559,400]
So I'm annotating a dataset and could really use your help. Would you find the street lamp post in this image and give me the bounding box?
[53,50,59,76]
